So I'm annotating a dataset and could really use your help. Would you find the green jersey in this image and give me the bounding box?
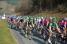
[49,22,58,28]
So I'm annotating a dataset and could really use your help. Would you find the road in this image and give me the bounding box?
[10,29,45,44]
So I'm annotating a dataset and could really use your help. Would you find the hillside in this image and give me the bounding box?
[0,0,67,17]
[34,11,67,17]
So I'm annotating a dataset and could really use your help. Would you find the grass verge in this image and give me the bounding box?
[0,20,17,44]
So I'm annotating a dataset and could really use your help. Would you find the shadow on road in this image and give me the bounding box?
[32,37,45,44]
[10,27,46,44]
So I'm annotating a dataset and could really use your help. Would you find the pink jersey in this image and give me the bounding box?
[43,18,49,26]
[58,21,65,26]
[58,20,67,28]
[64,21,67,27]
[65,21,67,24]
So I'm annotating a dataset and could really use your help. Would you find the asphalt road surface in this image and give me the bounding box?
[10,29,45,44]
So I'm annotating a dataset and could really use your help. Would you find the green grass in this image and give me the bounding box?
[0,20,16,44]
